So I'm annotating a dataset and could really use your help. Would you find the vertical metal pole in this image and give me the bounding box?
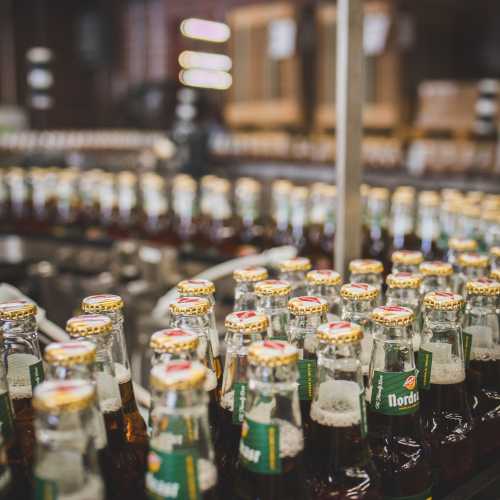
[334,0,364,277]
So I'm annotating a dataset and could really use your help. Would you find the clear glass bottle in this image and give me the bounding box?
[305,269,342,320]
[0,300,43,474]
[146,360,218,499]
[420,291,476,497]
[171,174,197,249]
[255,280,292,341]
[287,186,310,255]
[288,296,328,426]
[489,245,500,271]
[215,311,269,497]
[269,179,293,247]
[419,260,453,295]
[309,321,382,499]
[385,272,423,353]
[32,380,104,500]
[234,340,307,500]
[388,189,417,254]
[415,191,443,261]
[340,284,379,379]
[234,177,264,251]
[176,279,222,385]
[66,314,147,500]
[362,187,390,269]
[348,259,384,304]
[366,306,433,500]
[446,237,478,270]
[278,257,312,298]
[112,171,138,238]
[233,266,269,311]
[390,250,423,274]
[455,252,489,295]
[140,172,169,243]
[482,210,500,250]
[463,279,500,465]
[81,295,148,449]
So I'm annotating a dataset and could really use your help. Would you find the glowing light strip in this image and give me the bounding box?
[179,51,232,72]
[179,69,232,90]
[180,18,230,43]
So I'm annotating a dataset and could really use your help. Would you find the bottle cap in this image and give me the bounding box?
[457,252,489,268]
[288,296,328,315]
[369,187,390,200]
[33,380,95,413]
[278,257,312,272]
[490,246,500,258]
[491,269,500,281]
[149,328,199,353]
[169,297,210,316]
[81,294,123,313]
[306,269,342,286]
[391,250,423,266]
[349,259,383,275]
[45,341,96,366]
[248,340,299,367]
[460,204,481,218]
[150,360,206,391]
[255,280,292,297]
[235,177,261,193]
[233,266,268,283]
[225,311,269,334]
[371,305,415,327]
[418,190,440,207]
[340,283,379,301]
[423,291,464,310]
[419,261,453,277]
[272,179,293,193]
[386,272,422,289]
[66,314,113,337]
[316,321,363,344]
[177,279,215,296]
[0,300,37,320]
[465,278,500,296]
[448,238,478,252]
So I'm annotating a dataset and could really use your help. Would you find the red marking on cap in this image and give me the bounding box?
[351,283,369,289]
[263,340,286,350]
[477,278,493,284]
[57,343,87,350]
[316,270,334,275]
[187,279,208,285]
[165,361,191,373]
[395,272,412,277]
[298,296,321,303]
[177,297,200,303]
[435,291,454,298]
[165,329,190,337]
[234,311,257,319]
[381,305,406,312]
[430,261,445,265]
[329,321,351,329]
[265,280,287,286]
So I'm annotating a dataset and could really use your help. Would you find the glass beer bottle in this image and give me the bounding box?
[390,250,423,274]
[388,189,418,254]
[255,280,292,341]
[366,306,433,500]
[419,261,453,296]
[233,267,269,311]
[415,191,442,261]
[455,252,489,296]
[278,257,312,298]
[348,259,384,303]
[305,269,342,320]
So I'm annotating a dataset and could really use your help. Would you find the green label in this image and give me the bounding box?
[146,447,200,500]
[34,476,58,500]
[369,370,419,416]
[269,334,288,341]
[462,332,472,368]
[298,359,316,401]
[385,486,432,500]
[0,391,14,442]
[239,418,281,475]
[30,359,44,389]
[164,417,197,446]
[359,392,368,438]
[417,349,433,391]
[233,382,248,424]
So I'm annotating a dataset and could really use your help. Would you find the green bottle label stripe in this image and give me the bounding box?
[239,418,281,475]
[0,391,14,442]
[298,359,316,401]
[462,332,472,368]
[369,370,419,416]
[233,382,248,424]
[417,349,433,391]
[359,392,368,438]
[30,359,44,389]
[146,447,200,500]
[269,334,288,341]
[385,486,432,500]
[34,476,58,500]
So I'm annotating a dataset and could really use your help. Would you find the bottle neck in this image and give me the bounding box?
[386,288,421,310]
[350,273,383,292]
[279,271,308,297]
[236,194,259,225]
[172,188,194,220]
[46,364,93,382]
[306,284,340,314]
[234,282,257,311]
[341,299,375,323]
[289,313,325,355]
[421,275,451,294]
[390,202,413,236]
[367,199,388,230]
[272,196,289,230]
[144,187,168,218]
[417,206,440,241]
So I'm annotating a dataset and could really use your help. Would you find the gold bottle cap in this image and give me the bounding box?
[255,280,292,297]
[0,300,37,320]
[33,380,95,413]
[233,266,269,283]
[391,190,414,204]
[278,257,312,272]
[491,269,500,281]
[371,305,415,327]
[418,190,440,207]
[81,294,123,313]
[460,204,481,218]
[172,173,196,190]
[272,179,293,193]
[441,188,462,200]
[369,187,390,200]
[306,269,342,286]
[386,272,422,289]
[225,311,269,334]
[66,314,112,337]
[448,238,478,252]
[423,291,464,310]
[149,328,199,353]
[349,259,383,275]
[482,210,500,223]
[177,279,215,296]
[316,321,363,344]
[490,246,500,258]
[248,340,299,367]
[391,250,423,266]
[288,296,328,315]
[419,261,453,277]
[340,283,379,301]
[457,252,489,268]
[150,360,206,391]
[45,341,96,366]
[465,278,500,297]
[235,177,261,193]
[169,297,210,316]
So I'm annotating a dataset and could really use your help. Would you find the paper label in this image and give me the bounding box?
[30,359,45,389]
[462,332,472,368]
[298,359,316,401]
[417,349,433,390]
[369,370,419,416]
[233,382,248,424]
[0,391,14,441]
[34,476,58,500]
